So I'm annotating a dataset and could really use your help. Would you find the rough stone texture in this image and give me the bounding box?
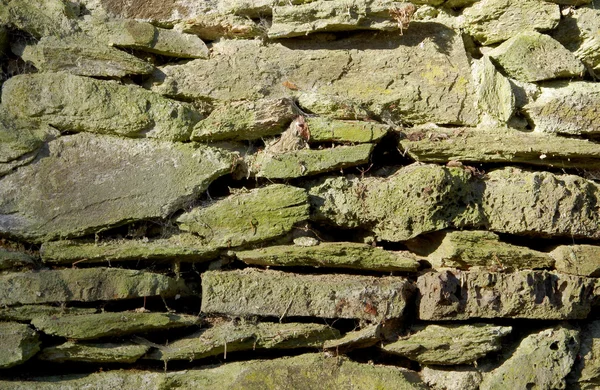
[250,144,374,179]
[553,3,600,71]
[218,0,274,17]
[570,320,600,386]
[145,321,339,361]
[95,0,212,24]
[417,270,596,320]
[323,324,381,351]
[235,242,420,272]
[0,353,427,389]
[296,92,371,120]
[382,323,511,365]
[177,185,309,249]
[0,0,79,38]
[400,126,600,169]
[16,35,156,77]
[307,117,389,143]
[421,366,482,390]
[178,12,263,41]
[488,31,584,82]
[472,56,515,125]
[2,73,201,141]
[37,342,150,364]
[149,26,477,126]
[40,234,220,265]
[524,81,600,135]
[462,0,560,45]
[0,322,40,369]
[551,245,600,277]
[31,312,199,340]
[0,107,55,165]
[0,133,232,242]
[0,306,97,322]
[480,326,579,390]
[201,269,413,321]
[191,99,296,142]
[0,248,35,271]
[0,268,189,306]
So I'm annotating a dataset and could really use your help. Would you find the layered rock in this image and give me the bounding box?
[38,342,150,364]
[0,306,97,322]
[0,322,40,368]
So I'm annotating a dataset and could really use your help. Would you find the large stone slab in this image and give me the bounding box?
[177,185,309,249]
[0,353,427,389]
[0,0,79,38]
[0,305,97,322]
[235,242,420,272]
[462,0,560,45]
[0,133,232,241]
[383,323,511,365]
[2,73,201,141]
[480,326,579,390]
[149,26,477,126]
[553,3,600,71]
[145,321,339,361]
[0,322,40,368]
[31,312,199,340]
[201,269,413,321]
[551,245,600,277]
[37,341,149,364]
[417,270,596,320]
[0,268,189,306]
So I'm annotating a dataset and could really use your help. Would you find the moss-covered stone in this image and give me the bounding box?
[472,56,515,125]
[0,322,40,368]
[296,92,371,120]
[488,31,584,82]
[0,107,55,164]
[0,248,35,271]
[2,73,201,141]
[251,144,374,179]
[235,241,419,272]
[145,320,339,361]
[0,268,190,306]
[31,312,199,340]
[382,323,511,365]
[0,133,233,242]
[551,245,600,277]
[480,325,579,390]
[307,117,388,143]
[463,0,560,45]
[323,324,381,351]
[0,305,97,322]
[421,366,482,390]
[0,0,79,38]
[37,341,150,363]
[201,269,413,321]
[191,99,296,142]
[178,12,263,40]
[177,185,309,249]
[553,3,600,71]
[417,270,596,320]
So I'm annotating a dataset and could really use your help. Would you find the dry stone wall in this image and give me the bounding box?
[2,0,600,388]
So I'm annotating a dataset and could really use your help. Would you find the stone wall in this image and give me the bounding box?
[1,0,600,388]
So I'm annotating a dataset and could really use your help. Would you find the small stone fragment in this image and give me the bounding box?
[323,324,381,352]
[551,245,600,277]
[201,268,413,321]
[421,366,482,390]
[382,323,511,365]
[472,56,515,125]
[178,13,263,40]
[0,322,40,368]
[0,306,97,322]
[307,117,389,144]
[37,341,150,364]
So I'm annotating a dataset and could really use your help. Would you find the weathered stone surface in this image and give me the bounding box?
[16,35,155,77]
[0,107,55,164]
[488,31,584,82]
[218,0,273,17]
[177,185,309,249]
[553,3,600,71]
[31,312,198,340]
[307,117,389,143]
[235,242,420,272]
[570,320,600,385]
[0,268,189,306]
[323,324,381,351]
[0,0,79,38]
[250,144,374,179]
[2,73,201,141]
[145,321,339,361]
[421,366,482,390]
[0,306,97,322]
[0,322,40,368]
[296,92,371,120]
[462,0,560,45]
[417,270,596,320]
[0,248,35,270]
[191,99,296,142]
[201,269,413,321]
[472,56,515,125]
[0,353,427,389]
[423,230,553,270]
[38,341,149,363]
[524,81,600,135]
[93,0,212,24]
[480,326,579,390]
[178,13,263,40]
[40,234,220,265]
[383,323,511,365]
[400,126,600,169]
[551,245,600,277]
[0,133,232,242]
[149,27,477,126]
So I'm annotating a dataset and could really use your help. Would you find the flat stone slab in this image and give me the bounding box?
[38,341,150,364]
[0,305,97,322]
[149,26,477,126]
[0,133,232,242]
[0,268,189,306]
[400,126,600,169]
[0,322,40,368]
[31,312,199,340]
[201,269,414,321]
[0,248,35,271]
[417,270,596,320]
[480,326,579,390]
[2,73,202,141]
[235,242,420,272]
[382,323,511,365]
[307,117,389,143]
[145,320,339,361]
[177,185,309,249]
[323,324,381,352]
[551,245,600,277]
